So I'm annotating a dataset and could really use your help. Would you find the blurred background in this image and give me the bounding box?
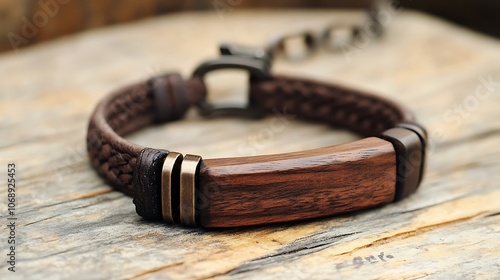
[1,0,499,53]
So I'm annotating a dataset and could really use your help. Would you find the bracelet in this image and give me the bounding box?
[86,57,426,228]
[86,5,426,228]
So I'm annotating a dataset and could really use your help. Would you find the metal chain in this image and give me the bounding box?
[219,0,392,66]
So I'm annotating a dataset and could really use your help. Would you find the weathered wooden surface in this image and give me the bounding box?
[0,9,499,279]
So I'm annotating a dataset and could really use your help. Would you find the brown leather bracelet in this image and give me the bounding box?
[86,55,426,228]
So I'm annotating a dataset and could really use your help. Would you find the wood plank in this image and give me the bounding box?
[0,10,499,279]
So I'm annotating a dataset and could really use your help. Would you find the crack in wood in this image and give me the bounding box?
[56,189,113,200]
[334,212,487,257]
[485,212,500,218]
[224,232,358,276]
[23,214,62,226]
[127,262,185,280]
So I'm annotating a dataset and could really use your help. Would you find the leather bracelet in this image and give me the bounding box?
[87,53,426,228]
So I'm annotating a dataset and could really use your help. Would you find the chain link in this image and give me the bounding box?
[219,0,392,66]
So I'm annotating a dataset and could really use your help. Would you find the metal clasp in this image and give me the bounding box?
[192,55,270,118]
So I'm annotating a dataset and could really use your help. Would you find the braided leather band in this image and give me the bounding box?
[87,62,426,228]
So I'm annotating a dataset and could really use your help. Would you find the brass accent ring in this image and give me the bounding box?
[180,154,202,227]
[161,152,183,224]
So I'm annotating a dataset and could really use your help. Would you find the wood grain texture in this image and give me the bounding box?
[0,9,499,279]
[199,137,396,227]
